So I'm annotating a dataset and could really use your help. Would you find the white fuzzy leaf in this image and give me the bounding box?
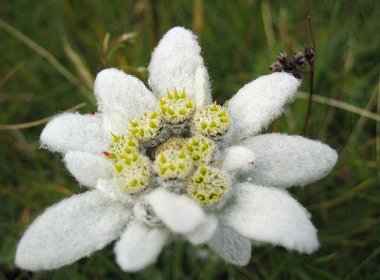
[40,113,108,154]
[187,214,218,245]
[64,151,113,188]
[94,68,157,134]
[96,178,133,205]
[194,66,212,107]
[115,222,168,272]
[239,133,338,188]
[222,183,319,254]
[148,27,211,104]
[220,145,256,173]
[225,72,300,143]
[15,191,130,271]
[208,226,251,266]
[145,188,205,234]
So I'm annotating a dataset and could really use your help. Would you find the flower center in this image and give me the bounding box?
[186,135,215,165]
[108,134,139,157]
[104,89,232,207]
[187,165,228,207]
[193,102,231,136]
[113,152,151,194]
[129,110,162,142]
[159,89,195,124]
[154,148,193,179]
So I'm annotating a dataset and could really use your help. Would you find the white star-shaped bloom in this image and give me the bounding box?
[15,27,337,272]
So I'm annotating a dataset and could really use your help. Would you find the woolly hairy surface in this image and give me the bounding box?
[225,72,300,143]
[114,222,168,272]
[222,183,319,254]
[145,188,205,234]
[221,145,255,172]
[15,191,130,271]
[148,27,211,104]
[239,133,338,188]
[187,214,218,245]
[96,178,134,204]
[40,113,108,154]
[208,226,251,266]
[194,66,212,107]
[64,151,113,188]
[94,68,157,133]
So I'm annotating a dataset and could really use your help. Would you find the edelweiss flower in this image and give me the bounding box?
[15,27,337,272]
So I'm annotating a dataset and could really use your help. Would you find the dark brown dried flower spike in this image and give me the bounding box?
[276,51,288,63]
[304,47,315,61]
[293,52,306,65]
[269,62,284,72]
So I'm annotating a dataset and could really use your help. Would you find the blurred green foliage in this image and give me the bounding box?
[1,0,379,279]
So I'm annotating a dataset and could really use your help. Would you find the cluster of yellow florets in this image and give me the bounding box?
[159,89,195,124]
[193,102,231,136]
[108,133,139,157]
[129,110,162,142]
[187,165,228,206]
[154,148,193,179]
[104,89,232,206]
[186,135,215,165]
[113,151,151,194]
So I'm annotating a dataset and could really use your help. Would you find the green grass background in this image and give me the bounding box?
[1,0,379,279]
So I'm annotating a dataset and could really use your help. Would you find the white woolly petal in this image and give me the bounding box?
[15,191,130,271]
[222,183,319,254]
[186,215,218,245]
[145,188,205,234]
[225,72,300,142]
[94,68,157,134]
[239,133,338,188]
[148,27,211,104]
[194,66,212,107]
[40,113,108,154]
[96,178,133,205]
[115,222,168,272]
[208,226,251,266]
[220,146,255,173]
[64,151,113,188]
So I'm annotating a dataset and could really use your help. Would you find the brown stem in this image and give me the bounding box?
[150,0,159,49]
[303,61,315,134]
[302,13,316,135]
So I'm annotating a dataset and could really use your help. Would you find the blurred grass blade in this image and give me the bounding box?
[309,178,372,211]
[261,0,275,48]
[377,74,380,179]
[0,103,86,130]
[193,0,204,36]
[116,32,138,44]
[0,19,79,87]
[0,63,24,87]
[63,39,94,90]
[102,32,110,54]
[297,91,380,122]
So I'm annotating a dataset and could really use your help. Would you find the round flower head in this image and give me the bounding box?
[193,102,231,136]
[159,89,195,124]
[16,26,337,273]
[154,148,193,180]
[187,165,229,207]
[129,110,162,142]
[114,152,151,194]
